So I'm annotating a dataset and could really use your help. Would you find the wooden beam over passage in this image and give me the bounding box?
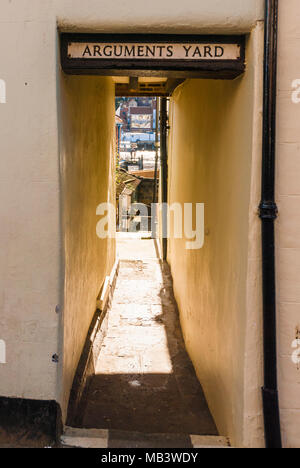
[115,78,185,97]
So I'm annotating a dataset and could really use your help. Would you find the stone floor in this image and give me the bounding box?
[78,237,217,436]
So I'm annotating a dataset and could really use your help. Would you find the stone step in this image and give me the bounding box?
[61,426,230,449]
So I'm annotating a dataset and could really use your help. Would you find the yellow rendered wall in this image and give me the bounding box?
[167,27,264,447]
[59,76,116,419]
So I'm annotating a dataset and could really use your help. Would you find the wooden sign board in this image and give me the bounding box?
[61,34,245,79]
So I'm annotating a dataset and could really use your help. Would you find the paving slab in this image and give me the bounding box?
[77,239,218,437]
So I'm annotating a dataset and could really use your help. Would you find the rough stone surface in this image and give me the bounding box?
[77,239,217,436]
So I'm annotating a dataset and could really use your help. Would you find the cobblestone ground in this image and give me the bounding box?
[79,238,217,436]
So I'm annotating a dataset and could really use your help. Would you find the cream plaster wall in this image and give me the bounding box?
[276,0,300,449]
[59,75,116,419]
[0,0,264,423]
[0,15,59,401]
[0,1,264,34]
[167,25,264,447]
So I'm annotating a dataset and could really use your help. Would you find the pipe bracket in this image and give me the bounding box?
[259,201,278,220]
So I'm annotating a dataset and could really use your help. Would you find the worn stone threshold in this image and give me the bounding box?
[61,426,230,449]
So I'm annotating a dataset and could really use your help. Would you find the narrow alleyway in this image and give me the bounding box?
[78,237,217,439]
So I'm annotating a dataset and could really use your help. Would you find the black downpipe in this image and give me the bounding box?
[160,97,168,261]
[151,98,160,240]
[260,0,282,448]
[153,97,159,206]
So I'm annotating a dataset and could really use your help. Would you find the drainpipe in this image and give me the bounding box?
[160,97,169,261]
[259,0,282,448]
[153,97,160,206]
